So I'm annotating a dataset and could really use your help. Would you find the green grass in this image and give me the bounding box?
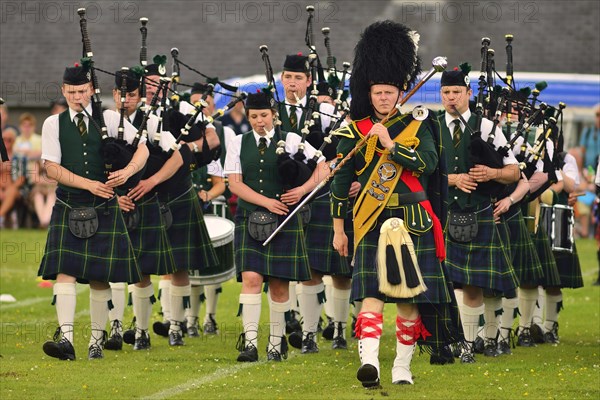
[1,230,599,399]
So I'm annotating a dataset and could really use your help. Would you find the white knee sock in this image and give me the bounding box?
[298,282,325,337]
[89,288,112,347]
[518,288,539,329]
[186,285,204,327]
[170,284,191,333]
[158,280,171,322]
[108,282,127,329]
[53,282,76,343]
[288,281,299,313]
[132,284,154,336]
[544,292,562,331]
[323,276,334,319]
[203,284,220,322]
[532,286,545,327]
[333,288,351,339]
[461,303,484,344]
[500,296,519,332]
[483,297,502,340]
[239,293,262,348]
[268,293,290,353]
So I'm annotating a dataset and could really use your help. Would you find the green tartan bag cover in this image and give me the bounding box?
[68,207,99,239]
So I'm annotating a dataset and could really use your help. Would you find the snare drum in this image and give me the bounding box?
[189,215,235,285]
[539,204,574,253]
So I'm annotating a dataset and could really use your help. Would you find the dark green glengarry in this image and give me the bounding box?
[237,131,288,212]
[57,110,105,194]
[330,113,438,218]
[440,112,491,209]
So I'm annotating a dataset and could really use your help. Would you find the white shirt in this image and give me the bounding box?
[42,104,146,164]
[510,135,545,173]
[223,128,324,175]
[445,109,518,166]
[562,153,580,185]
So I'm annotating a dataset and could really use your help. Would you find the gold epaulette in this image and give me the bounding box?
[332,125,355,139]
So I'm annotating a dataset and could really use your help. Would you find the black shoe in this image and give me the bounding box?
[301,332,319,354]
[133,330,151,350]
[187,318,200,338]
[483,338,499,357]
[497,338,512,355]
[88,344,104,360]
[153,321,170,337]
[473,336,484,354]
[516,327,537,347]
[530,323,545,344]
[43,329,76,361]
[288,331,302,349]
[356,364,380,388]
[169,330,184,346]
[285,312,302,334]
[430,346,455,365]
[237,344,258,362]
[544,322,560,344]
[266,336,288,361]
[322,317,334,340]
[203,314,218,335]
[332,335,347,350]
[460,351,476,364]
[104,320,123,351]
[123,329,135,345]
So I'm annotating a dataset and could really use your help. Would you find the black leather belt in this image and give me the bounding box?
[386,191,427,207]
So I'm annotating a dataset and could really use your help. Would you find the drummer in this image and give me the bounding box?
[223,91,326,362]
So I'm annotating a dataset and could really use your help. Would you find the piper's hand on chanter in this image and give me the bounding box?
[455,173,477,193]
[368,123,393,150]
[265,198,289,215]
[333,231,349,257]
[349,181,362,198]
[128,177,157,201]
[117,195,135,212]
[280,186,306,206]
[469,164,494,183]
[87,180,114,199]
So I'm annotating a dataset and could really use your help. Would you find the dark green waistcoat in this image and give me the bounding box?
[277,101,321,134]
[237,132,286,212]
[57,110,105,194]
[442,113,490,209]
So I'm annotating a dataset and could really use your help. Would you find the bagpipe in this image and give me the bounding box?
[77,8,144,191]
[0,97,8,162]
[139,17,149,113]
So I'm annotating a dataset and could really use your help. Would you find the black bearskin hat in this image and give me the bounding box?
[349,20,421,120]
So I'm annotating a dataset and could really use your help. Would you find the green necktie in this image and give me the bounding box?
[76,113,88,138]
[258,137,267,155]
[288,105,298,131]
[452,119,462,147]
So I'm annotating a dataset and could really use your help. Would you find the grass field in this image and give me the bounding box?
[1,229,599,399]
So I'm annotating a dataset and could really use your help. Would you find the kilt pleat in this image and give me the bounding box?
[126,194,177,276]
[304,196,352,277]
[554,244,583,288]
[531,228,561,287]
[38,189,141,284]
[351,208,451,305]
[235,208,311,282]
[504,208,544,285]
[159,186,219,272]
[445,204,519,292]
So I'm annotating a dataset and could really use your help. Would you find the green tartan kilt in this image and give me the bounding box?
[304,195,352,277]
[351,208,451,305]
[554,243,583,288]
[504,207,544,285]
[38,189,141,284]
[531,228,561,287]
[445,204,519,292]
[158,186,219,272]
[126,193,177,276]
[234,208,311,282]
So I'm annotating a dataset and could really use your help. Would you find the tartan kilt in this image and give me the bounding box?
[38,189,141,284]
[159,186,219,272]
[554,244,583,288]
[504,208,544,285]
[234,208,311,282]
[351,208,451,305]
[126,194,177,276]
[531,228,561,287]
[445,204,519,292]
[304,195,352,277]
